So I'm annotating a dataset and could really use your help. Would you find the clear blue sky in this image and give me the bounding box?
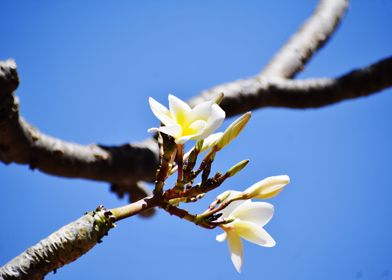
[1,1,392,279]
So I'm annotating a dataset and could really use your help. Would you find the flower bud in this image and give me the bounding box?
[213,92,224,105]
[201,132,223,152]
[216,112,251,150]
[227,159,249,177]
[216,190,232,202]
[182,133,223,162]
[242,175,290,199]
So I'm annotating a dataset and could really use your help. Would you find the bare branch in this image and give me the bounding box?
[1,57,391,280]
[2,56,392,187]
[190,56,392,117]
[0,195,158,280]
[0,60,159,186]
[261,0,348,78]
[0,206,115,280]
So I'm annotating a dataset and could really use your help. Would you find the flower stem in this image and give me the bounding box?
[159,202,216,229]
[176,144,184,183]
[153,133,176,196]
[110,196,158,222]
[192,148,217,179]
[198,196,243,220]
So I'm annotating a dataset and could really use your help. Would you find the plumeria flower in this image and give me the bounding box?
[216,192,275,273]
[148,94,225,144]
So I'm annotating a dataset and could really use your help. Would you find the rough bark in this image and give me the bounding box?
[0,206,115,280]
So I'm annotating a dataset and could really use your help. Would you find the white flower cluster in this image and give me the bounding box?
[148,94,290,273]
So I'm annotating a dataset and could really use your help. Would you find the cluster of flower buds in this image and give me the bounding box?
[148,94,290,272]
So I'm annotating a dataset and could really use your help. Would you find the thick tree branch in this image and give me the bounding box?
[0,206,115,280]
[261,0,348,78]
[191,56,392,117]
[0,60,159,186]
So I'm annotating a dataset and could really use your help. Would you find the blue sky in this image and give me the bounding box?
[1,1,392,279]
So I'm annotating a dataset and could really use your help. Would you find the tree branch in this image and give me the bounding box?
[260,0,348,78]
[0,206,115,280]
[190,56,392,117]
[0,1,390,191]
[0,60,159,186]
[0,195,158,280]
[2,56,392,188]
[0,0,355,188]
[3,1,390,277]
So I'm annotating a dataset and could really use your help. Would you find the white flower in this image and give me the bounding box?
[148,94,225,144]
[243,175,290,199]
[216,194,275,273]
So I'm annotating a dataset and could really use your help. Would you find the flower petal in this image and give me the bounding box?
[198,103,226,139]
[216,231,227,242]
[148,97,174,126]
[168,94,191,125]
[231,201,274,227]
[187,100,213,123]
[155,124,182,138]
[232,220,276,247]
[147,127,159,133]
[227,231,243,273]
[174,120,207,144]
[258,189,284,199]
[176,135,193,144]
[184,120,207,139]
